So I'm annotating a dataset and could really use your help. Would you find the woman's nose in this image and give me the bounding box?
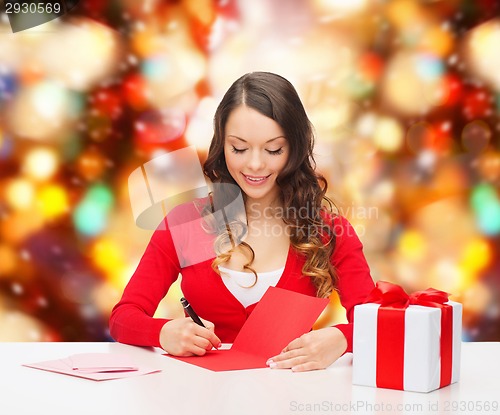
[247,150,265,171]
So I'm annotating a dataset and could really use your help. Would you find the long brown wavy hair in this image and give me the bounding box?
[203,72,337,298]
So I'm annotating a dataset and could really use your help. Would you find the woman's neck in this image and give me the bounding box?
[245,198,283,223]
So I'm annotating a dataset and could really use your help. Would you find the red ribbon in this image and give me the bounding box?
[364,281,453,390]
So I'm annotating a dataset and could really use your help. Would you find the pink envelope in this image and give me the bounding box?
[23,353,161,381]
[170,286,329,371]
[68,353,138,373]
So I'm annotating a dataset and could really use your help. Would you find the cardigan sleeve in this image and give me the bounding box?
[109,219,181,348]
[330,215,375,353]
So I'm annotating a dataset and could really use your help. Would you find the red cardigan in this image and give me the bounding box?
[110,207,374,353]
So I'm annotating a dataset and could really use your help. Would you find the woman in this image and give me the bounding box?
[110,72,374,372]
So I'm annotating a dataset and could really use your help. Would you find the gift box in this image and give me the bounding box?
[352,281,462,393]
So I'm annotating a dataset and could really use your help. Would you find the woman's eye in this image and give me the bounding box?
[231,146,247,154]
[267,148,284,155]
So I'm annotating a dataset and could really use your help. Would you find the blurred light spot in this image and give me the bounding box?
[37,296,49,308]
[416,150,437,171]
[460,238,491,276]
[461,120,491,154]
[397,229,427,261]
[87,185,114,210]
[131,27,161,57]
[463,281,491,314]
[22,147,59,181]
[439,74,463,107]
[28,328,42,341]
[37,19,121,91]
[359,52,384,82]
[184,0,216,27]
[413,198,474,256]
[309,101,354,140]
[122,72,150,110]
[356,112,377,138]
[140,33,206,109]
[373,116,403,152]
[32,82,67,120]
[79,303,99,319]
[476,151,500,182]
[432,259,462,293]
[314,0,368,16]
[60,132,83,162]
[0,72,17,101]
[87,113,113,143]
[476,203,500,236]
[91,87,122,120]
[406,120,453,155]
[344,73,375,99]
[11,282,23,295]
[51,245,62,256]
[5,178,35,210]
[60,273,92,304]
[141,56,171,80]
[92,282,121,314]
[76,148,108,181]
[134,109,186,147]
[0,311,50,341]
[382,51,445,115]
[0,211,44,245]
[19,249,31,261]
[466,19,500,91]
[10,81,75,141]
[470,183,498,211]
[0,131,14,159]
[370,180,395,206]
[470,183,500,236]
[386,0,422,29]
[91,238,126,285]
[421,25,454,56]
[0,244,17,276]
[407,122,432,154]
[462,87,493,120]
[37,184,70,219]
[73,185,114,236]
[185,97,217,150]
[415,53,445,80]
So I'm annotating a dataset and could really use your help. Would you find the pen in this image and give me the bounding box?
[180,297,206,328]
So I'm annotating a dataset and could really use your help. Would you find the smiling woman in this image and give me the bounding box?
[224,105,289,206]
[110,72,375,372]
[203,72,340,295]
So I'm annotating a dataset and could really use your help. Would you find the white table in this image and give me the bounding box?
[0,342,498,415]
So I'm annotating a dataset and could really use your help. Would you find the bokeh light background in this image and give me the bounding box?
[0,0,499,343]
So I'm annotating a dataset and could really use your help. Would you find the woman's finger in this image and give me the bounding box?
[193,323,221,350]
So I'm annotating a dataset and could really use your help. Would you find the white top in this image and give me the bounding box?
[218,266,284,307]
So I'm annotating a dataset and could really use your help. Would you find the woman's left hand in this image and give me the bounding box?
[266,327,348,372]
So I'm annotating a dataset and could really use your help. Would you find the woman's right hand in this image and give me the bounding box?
[159,318,221,356]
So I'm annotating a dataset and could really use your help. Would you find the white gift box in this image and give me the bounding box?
[352,301,462,393]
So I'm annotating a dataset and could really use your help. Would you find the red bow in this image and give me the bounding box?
[365,280,450,308]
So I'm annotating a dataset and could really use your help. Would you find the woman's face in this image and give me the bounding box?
[223,105,289,205]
